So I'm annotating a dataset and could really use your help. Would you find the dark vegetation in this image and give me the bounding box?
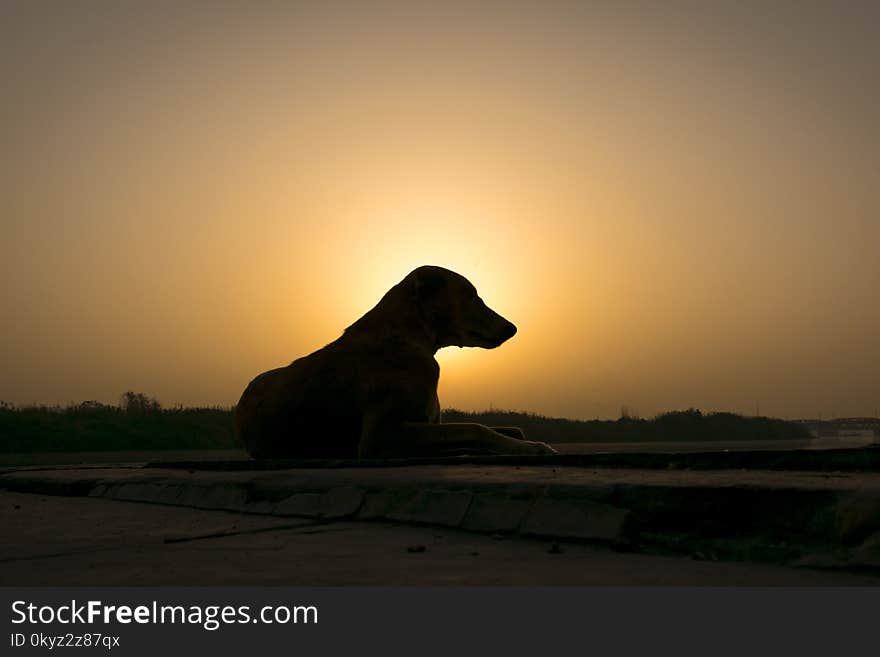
[442,408,811,443]
[0,392,810,453]
[0,393,237,453]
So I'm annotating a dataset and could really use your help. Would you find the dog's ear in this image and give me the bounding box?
[412,267,448,302]
[411,268,455,346]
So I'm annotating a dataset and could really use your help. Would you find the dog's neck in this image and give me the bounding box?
[343,284,442,354]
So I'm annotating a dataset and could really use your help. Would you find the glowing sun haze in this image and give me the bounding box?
[2,1,878,419]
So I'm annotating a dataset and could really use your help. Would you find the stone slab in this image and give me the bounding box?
[3,463,880,557]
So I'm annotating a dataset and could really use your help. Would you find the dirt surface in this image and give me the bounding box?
[2,491,878,586]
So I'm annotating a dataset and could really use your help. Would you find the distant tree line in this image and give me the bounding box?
[0,392,236,453]
[0,395,810,453]
[442,407,811,443]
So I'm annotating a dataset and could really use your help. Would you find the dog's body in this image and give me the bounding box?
[235,266,555,459]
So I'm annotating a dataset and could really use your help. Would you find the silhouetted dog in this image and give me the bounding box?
[235,266,556,459]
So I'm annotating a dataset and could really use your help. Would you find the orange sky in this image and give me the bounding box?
[2,2,878,419]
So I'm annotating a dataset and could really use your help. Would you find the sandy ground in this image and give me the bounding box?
[2,491,878,586]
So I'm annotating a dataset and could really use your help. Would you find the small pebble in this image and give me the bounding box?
[407,545,427,553]
[548,542,563,554]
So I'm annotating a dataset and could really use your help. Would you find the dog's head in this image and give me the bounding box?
[407,265,517,349]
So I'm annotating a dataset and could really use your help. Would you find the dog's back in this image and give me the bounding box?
[235,341,363,459]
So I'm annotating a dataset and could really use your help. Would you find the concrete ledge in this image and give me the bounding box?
[385,489,473,527]
[3,463,880,564]
[520,497,629,542]
[143,446,880,472]
[461,493,534,533]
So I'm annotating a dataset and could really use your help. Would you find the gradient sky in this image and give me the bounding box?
[2,1,878,419]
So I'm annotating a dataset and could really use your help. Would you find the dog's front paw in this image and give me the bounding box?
[516,440,557,455]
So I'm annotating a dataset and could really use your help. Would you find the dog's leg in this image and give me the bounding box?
[401,422,554,456]
[490,426,526,440]
[360,413,555,458]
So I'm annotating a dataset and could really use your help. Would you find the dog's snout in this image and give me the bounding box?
[501,320,517,341]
